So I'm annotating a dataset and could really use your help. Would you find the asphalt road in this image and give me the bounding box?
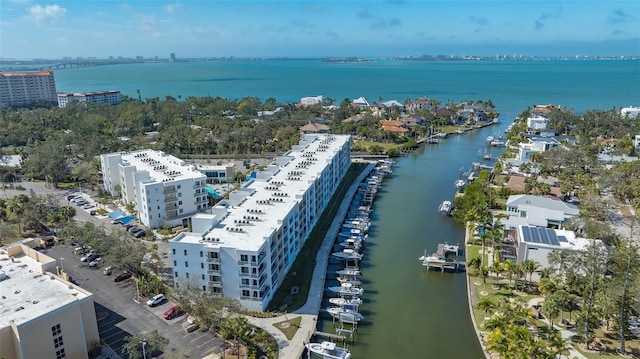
[46,244,226,359]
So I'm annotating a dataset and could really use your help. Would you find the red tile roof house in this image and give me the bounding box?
[299,121,330,135]
[380,120,409,134]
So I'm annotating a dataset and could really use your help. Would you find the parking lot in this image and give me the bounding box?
[45,244,226,359]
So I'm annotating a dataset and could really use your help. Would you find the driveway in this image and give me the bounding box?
[45,244,226,359]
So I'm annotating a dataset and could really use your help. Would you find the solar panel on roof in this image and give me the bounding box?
[522,226,561,246]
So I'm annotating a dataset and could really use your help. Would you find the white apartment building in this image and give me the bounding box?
[0,70,57,107]
[621,106,640,118]
[100,150,209,229]
[169,134,351,311]
[0,243,100,359]
[57,90,122,107]
[300,95,323,106]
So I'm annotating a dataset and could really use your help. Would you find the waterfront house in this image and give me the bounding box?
[342,114,364,123]
[435,107,457,125]
[370,103,388,118]
[526,115,549,130]
[532,104,560,116]
[515,225,598,268]
[517,137,561,160]
[381,99,404,113]
[400,114,427,126]
[351,96,371,108]
[300,95,323,106]
[406,97,435,113]
[380,119,408,134]
[503,194,579,229]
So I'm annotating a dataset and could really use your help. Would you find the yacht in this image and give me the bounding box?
[438,200,452,215]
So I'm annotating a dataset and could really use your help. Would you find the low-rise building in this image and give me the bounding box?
[169,134,351,311]
[620,106,640,118]
[0,243,100,359]
[194,163,235,184]
[526,115,549,130]
[57,90,121,107]
[515,225,598,268]
[100,149,208,229]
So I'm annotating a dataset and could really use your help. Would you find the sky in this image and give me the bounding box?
[1,0,639,59]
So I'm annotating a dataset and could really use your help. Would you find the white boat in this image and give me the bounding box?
[328,282,364,296]
[438,200,452,215]
[486,135,495,143]
[339,228,364,238]
[329,297,363,308]
[327,306,363,324]
[305,341,352,359]
[336,268,360,277]
[454,179,466,190]
[331,249,363,260]
[339,238,363,251]
[489,140,505,147]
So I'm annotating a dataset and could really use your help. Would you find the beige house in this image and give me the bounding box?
[300,121,330,136]
[0,242,100,359]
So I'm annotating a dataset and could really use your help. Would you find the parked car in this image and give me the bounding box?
[113,271,133,282]
[128,226,143,233]
[66,195,79,201]
[133,230,146,238]
[90,210,97,216]
[81,253,99,262]
[82,203,95,209]
[163,305,180,319]
[89,257,102,267]
[146,294,165,307]
[103,266,112,275]
[74,200,88,206]
[74,246,89,255]
[70,197,85,203]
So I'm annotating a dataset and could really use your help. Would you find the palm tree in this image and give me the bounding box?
[479,266,489,294]
[548,332,571,359]
[521,259,541,288]
[542,296,561,330]
[476,297,497,317]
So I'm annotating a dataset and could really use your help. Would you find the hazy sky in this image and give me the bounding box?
[1,0,639,59]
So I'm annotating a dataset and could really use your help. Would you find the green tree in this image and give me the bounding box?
[122,330,169,359]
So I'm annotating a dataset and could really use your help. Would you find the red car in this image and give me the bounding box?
[163,306,179,319]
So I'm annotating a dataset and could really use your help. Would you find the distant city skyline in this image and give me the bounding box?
[1,0,639,59]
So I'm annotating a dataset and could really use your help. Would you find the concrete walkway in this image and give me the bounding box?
[245,163,376,359]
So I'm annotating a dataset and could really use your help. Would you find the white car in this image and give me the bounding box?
[146,294,165,307]
[82,203,95,209]
[70,197,85,203]
[89,257,102,267]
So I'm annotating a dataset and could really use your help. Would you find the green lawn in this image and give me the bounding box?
[266,163,369,312]
[272,316,302,340]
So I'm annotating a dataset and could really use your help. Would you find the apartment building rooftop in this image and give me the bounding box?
[0,246,90,328]
[0,69,53,77]
[173,134,350,252]
[120,149,206,182]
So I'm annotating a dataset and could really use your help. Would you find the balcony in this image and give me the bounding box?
[164,194,178,203]
[239,284,260,290]
[206,257,221,263]
[208,281,223,287]
[207,268,221,275]
[239,272,259,278]
[164,187,177,194]
[237,259,249,266]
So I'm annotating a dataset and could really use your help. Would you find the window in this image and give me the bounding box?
[186,273,190,279]
[56,348,66,359]
[240,254,248,262]
[201,274,205,280]
[242,290,250,297]
[203,285,206,291]
[200,251,203,257]
[51,324,61,336]
[184,249,187,255]
[242,278,250,285]
[173,260,177,266]
[174,271,178,277]
[54,336,64,348]
[200,263,204,269]
[177,184,181,189]
[179,201,183,205]
[172,248,176,255]
[185,261,189,267]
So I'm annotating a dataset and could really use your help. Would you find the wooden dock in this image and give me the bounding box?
[314,331,346,341]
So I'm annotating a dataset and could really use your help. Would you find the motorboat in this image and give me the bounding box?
[326,307,363,324]
[489,140,505,147]
[328,282,364,296]
[454,179,466,190]
[339,237,364,250]
[336,268,360,277]
[339,228,365,238]
[486,135,495,143]
[331,249,363,260]
[438,200,452,215]
[305,341,352,359]
[329,297,363,308]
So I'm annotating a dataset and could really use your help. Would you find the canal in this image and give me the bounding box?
[318,120,511,358]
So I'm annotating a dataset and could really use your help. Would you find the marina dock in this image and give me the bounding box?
[419,242,462,272]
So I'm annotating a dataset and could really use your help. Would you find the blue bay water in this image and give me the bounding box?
[52,59,639,358]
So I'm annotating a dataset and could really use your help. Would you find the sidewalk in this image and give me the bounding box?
[244,163,376,359]
[527,298,588,359]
